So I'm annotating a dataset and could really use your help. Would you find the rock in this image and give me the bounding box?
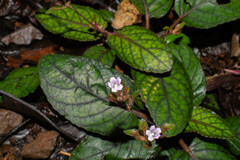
[0,109,23,136]
[21,130,59,159]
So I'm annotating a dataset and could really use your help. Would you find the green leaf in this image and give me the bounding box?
[132,58,193,136]
[169,43,206,106]
[132,97,146,110]
[123,129,140,137]
[0,66,39,102]
[190,138,237,160]
[107,26,173,74]
[139,119,148,133]
[159,147,176,159]
[225,116,240,155]
[174,0,240,29]
[35,4,108,41]
[171,150,190,160]
[170,138,237,160]
[206,93,220,110]
[70,135,158,160]
[130,0,173,18]
[164,33,190,45]
[38,54,138,135]
[83,46,116,67]
[99,9,114,23]
[185,106,235,139]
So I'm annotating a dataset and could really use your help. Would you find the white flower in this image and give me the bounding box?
[146,125,161,141]
[108,77,123,92]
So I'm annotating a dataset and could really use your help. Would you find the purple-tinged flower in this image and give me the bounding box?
[146,125,161,141]
[108,77,123,92]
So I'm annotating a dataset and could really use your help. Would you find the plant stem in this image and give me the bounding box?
[143,0,149,30]
[130,109,154,125]
[179,138,198,160]
[161,0,210,38]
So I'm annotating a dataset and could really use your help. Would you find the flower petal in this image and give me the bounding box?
[110,77,116,83]
[116,77,121,84]
[146,130,151,137]
[148,135,154,141]
[149,125,156,131]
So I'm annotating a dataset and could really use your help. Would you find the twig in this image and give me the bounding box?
[161,0,210,38]
[0,118,31,145]
[0,89,86,142]
[179,138,198,160]
[143,0,149,29]
[60,150,71,157]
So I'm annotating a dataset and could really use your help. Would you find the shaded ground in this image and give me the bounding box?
[0,0,240,159]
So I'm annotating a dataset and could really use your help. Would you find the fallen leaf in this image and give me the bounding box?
[6,44,59,68]
[1,24,43,46]
[223,68,240,75]
[231,33,240,57]
[112,0,141,29]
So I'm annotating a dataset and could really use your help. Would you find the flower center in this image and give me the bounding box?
[114,83,119,88]
[150,132,155,137]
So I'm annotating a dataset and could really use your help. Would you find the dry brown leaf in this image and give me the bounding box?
[114,64,124,73]
[231,33,240,57]
[112,0,141,29]
[6,45,59,68]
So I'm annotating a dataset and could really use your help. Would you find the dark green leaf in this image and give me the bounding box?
[123,129,140,137]
[174,0,240,29]
[165,33,190,45]
[185,106,235,139]
[107,26,173,73]
[70,135,158,160]
[0,66,39,102]
[159,147,176,159]
[99,9,114,23]
[130,0,173,18]
[206,93,220,110]
[38,54,138,135]
[83,45,115,67]
[190,138,237,160]
[170,138,237,160]
[132,58,193,136]
[35,4,108,41]
[169,43,206,106]
[225,116,240,155]
[132,97,146,110]
[171,150,190,160]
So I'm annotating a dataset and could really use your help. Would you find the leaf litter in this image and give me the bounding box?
[0,0,239,159]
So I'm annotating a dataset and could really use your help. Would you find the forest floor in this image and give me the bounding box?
[0,0,239,159]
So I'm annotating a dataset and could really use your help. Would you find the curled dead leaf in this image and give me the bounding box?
[112,0,141,29]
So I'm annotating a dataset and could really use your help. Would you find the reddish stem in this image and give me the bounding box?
[179,139,198,160]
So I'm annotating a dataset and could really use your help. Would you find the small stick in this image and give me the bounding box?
[179,138,198,160]
[60,150,71,157]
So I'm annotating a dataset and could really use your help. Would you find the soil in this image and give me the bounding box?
[0,0,239,159]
